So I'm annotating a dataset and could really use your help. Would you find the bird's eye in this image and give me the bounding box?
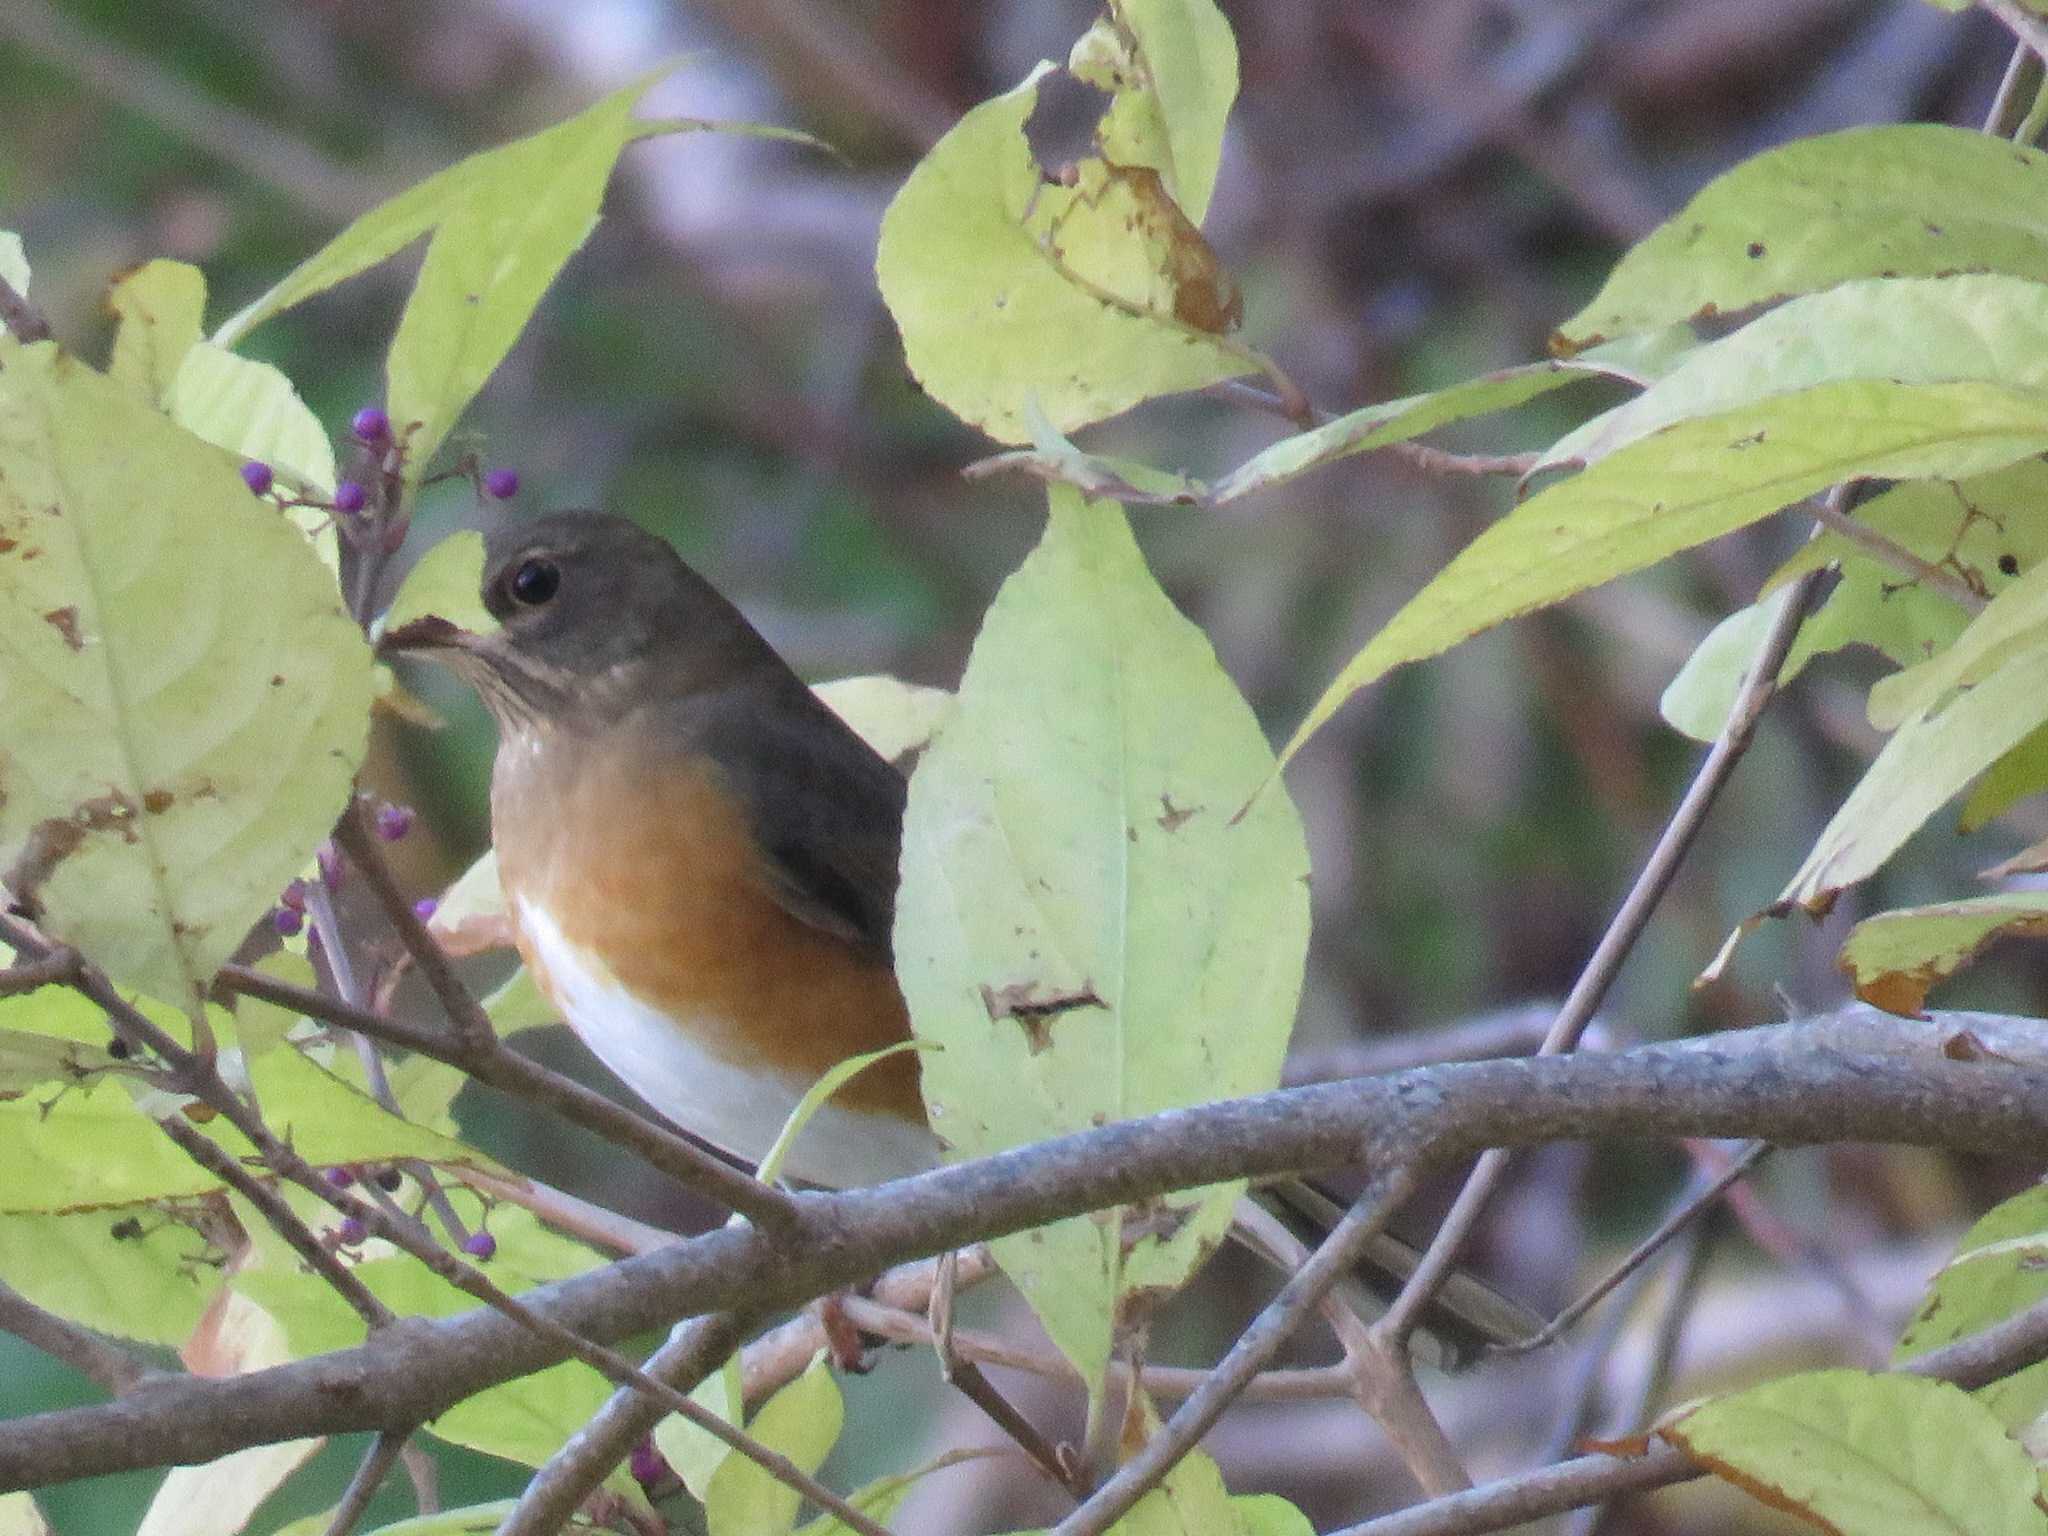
[508,559,560,606]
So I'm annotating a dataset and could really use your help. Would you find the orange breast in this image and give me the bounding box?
[491,722,923,1124]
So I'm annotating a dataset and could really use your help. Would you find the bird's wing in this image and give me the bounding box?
[686,679,908,959]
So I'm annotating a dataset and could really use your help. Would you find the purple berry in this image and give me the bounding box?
[351,407,390,443]
[374,1166,403,1192]
[241,461,273,495]
[270,906,304,938]
[336,1216,367,1245]
[279,878,307,912]
[317,842,344,892]
[461,1230,497,1260]
[628,1438,667,1486]
[324,1166,355,1188]
[483,467,520,500]
[333,480,367,514]
[412,897,438,923]
[373,803,415,842]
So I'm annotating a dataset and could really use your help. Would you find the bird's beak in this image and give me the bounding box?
[376,614,479,658]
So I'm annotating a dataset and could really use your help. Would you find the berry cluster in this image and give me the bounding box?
[236,403,521,578]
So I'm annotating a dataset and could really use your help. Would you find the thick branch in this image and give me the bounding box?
[3,1009,2046,1490]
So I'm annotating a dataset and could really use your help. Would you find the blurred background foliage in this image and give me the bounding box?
[4,1,2043,1531]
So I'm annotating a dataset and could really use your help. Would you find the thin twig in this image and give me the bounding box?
[0,914,882,1536]
[324,1429,413,1536]
[1333,1445,1694,1536]
[503,1309,762,1536]
[1497,1142,1767,1356]
[1983,0,2048,74]
[944,1359,1086,1497]
[1371,558,1829,1348]
[152,1113,395,1333]
[213,961,798,1231]
[6,1009,2048,1488]
[1982,39,2041,137]
[0,1281,157,1395]
[330,807,495,1054]
[1048,1167,1420,1536]
[0,273,52,344]
[1806,494,1985,612]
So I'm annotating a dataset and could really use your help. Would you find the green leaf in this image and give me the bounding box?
[384,74,662,480]
[1557,126,2048,352]
[793,1449,999,1536]
[0,1492,52,1536]
[897,488,1310,1403]
[213,69,672,348]
[1658,584,1795,742]
[1548,275,2048,471]
[0,344,373,1016]
[314,1503,516,1536]
[1658,459,2048,744]
[106,259,206,404]
[877,64,1251,445]
[705,1352,844,1536]
[1778,640,2048,914]
[812,675,954,763]
[1281,377,2048,763]
[0,1029,116,1094]
[755,1040,936,1188]
[0,1077,223,1210]
[1210,360,1603,504]
[1898,1186,2048,1432]
[234,1191,609,1468]
[652,1349,744,1500]
[1963,720,2048,830]
[1072,0,1238,225]
[0,1206,219,1345]
[1868,552,2048,730]
[1668,1370,2048,1535]
[164,341,337,496]
[380,529,496,640]
[1838,894,2048,1017]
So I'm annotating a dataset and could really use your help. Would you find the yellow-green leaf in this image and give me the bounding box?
[1557,126,2048,352]
[705,1352,844,1536]
[1779,641,2048,914]
[1838,894,2048,1017]
[1898,1186,2048,1433]
[1282,377,2048,763]
[897,488,1309,1405]
[877,63,1251,445]
[1668,1370,2047,1536]
[107,259,206,405]
[0,345,373,1015]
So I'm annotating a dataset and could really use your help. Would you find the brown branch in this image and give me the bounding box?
[0,1282,157,1396]
[324,1429,414,1536]
[153,1110,395,1334]
[1373,560,1828,1347]
[1497,1142,1766,1356]
[213,962,797,1233]
[0,946,78,995]
[0,273,52,345]
[1050,1167,1421,1536]
[1334,1445,1694,1536]
[502,1309,762,1536]
[4,1010,2048,1490]
[1806,493,1985,612]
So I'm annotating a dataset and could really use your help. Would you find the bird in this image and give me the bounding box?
[386,509,1538,1357]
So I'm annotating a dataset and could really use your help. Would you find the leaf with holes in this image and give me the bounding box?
[896,487,1309,1406]
[1557,126,2048,353]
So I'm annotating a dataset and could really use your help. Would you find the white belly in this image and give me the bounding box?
[515,898,938,1188]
